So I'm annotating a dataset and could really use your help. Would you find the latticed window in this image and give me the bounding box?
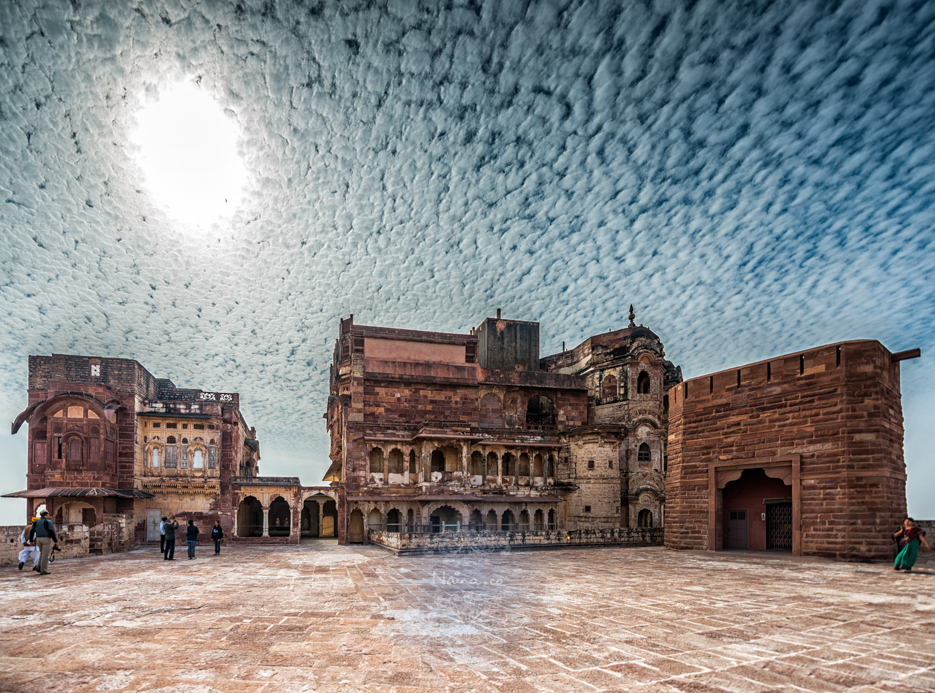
[165,446,177,468]
[638,444,651,463]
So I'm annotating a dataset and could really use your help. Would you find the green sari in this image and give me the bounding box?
[895,527,924,569]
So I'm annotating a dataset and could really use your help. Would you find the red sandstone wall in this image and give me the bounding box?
[666,340,908,561]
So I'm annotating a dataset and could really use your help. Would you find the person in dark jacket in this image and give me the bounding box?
[186,519,199,559]
[29,511,58,575]
[211,521,223,555]
[163,517,179,560]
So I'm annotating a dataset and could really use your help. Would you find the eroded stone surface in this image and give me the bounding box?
[1,545,933,692]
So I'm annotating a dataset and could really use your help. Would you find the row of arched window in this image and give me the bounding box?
[368,446,556,478]
[148,438,217,470]
[600,371,653,400]
[358,506,558,533]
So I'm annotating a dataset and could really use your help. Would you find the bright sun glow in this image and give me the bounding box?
[133,82,248,227]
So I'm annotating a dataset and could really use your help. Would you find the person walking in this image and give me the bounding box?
[159,516,167,554]
[18,520,40,572]
[186,519,199,559]
[894,517,931,572]
[211,521,223,555]
[163,517,179,560]
[29,510,58,575]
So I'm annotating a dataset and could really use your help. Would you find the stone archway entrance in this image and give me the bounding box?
[429,505,461,533]
[302,499,320,537]
[268,497,291,536]
[237,496,263,537]
[721,468,793,551]
[709,456,801,555]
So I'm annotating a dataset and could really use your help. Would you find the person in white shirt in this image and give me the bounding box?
[159,516,167,554]
[18,520,40,572]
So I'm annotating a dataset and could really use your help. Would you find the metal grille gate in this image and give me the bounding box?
[766,503,793,550]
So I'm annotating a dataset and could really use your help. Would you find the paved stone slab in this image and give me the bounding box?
[1,545,933,692]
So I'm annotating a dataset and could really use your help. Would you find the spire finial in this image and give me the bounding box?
[628,304,636,327]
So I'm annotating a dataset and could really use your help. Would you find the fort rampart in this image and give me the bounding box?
[666,340,910,560]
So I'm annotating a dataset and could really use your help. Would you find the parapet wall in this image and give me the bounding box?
[666,340,908,561]
[368,527,663,555]
[0,523,90,566]
[89,514,136,555]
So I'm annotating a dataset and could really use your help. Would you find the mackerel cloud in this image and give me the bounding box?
[1,0,933,514]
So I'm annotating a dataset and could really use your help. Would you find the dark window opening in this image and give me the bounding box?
[370,448,384,473]
[638,444,651,464]
[736,370,741,387]
[836,345,841,367]
[709,376,713,393]
[584,505,591,513]
[430,450,445,474]
[166,422,177,429]
[587,460,595,469]
[799,354,805,375]
[152,422,161,428]
[388,449,404,475]
[526,395,555,427]
[637,372,651,394]
[194,423,205,430]
[182,423,188,429]
[638,509,653,527]
[767,362,771,382]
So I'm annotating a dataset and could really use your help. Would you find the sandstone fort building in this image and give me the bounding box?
[6,311,919,561]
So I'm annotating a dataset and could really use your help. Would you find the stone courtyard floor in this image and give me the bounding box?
[1,545,934,693]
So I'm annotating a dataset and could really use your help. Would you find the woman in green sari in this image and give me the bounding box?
[894,518,930,572]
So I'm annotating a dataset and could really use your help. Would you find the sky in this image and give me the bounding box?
[1,0,933,524]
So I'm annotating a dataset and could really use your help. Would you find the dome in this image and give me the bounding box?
[628,325,657,341]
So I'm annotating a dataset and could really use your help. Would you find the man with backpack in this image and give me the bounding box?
[29,510,58,575]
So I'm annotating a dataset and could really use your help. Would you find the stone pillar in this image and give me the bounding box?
[497,453,503,485]
[262,508,269,537]
[422,441,432,481]
[319,504,324,538]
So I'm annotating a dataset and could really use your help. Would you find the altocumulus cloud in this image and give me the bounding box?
[1,0,934,521]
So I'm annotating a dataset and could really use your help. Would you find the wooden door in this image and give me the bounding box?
[724,510,750,549]
[322,515,336,538]
[348,511,364,543]
[726,509,748,549]
[146,509,162,542]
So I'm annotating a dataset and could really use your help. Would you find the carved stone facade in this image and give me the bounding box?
[8,354,262,546]
[325,310,682,542]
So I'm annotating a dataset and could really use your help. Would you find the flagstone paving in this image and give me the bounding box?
[1,544,933,692]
